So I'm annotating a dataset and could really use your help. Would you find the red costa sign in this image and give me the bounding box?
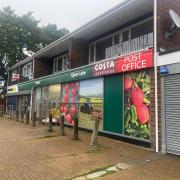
[93,49,153,76]
[11,73,20,81]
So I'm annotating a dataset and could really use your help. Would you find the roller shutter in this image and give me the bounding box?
[164,74,180,155]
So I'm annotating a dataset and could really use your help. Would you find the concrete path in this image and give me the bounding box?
[0,118,179,180]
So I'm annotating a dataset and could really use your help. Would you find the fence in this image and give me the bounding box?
[0,105,15,120]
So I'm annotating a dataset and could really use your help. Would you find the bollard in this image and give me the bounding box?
[20,111,24,123]
[90,119,100,146]
[32,112,36,127]
[72,116,79,140]
[26,111,30,124]
[59,115,65,136]
[16,110,19,121]
[48,114,53,132]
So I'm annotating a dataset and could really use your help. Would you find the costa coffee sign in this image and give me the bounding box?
[93,49,153,76]
[93,60,115,76]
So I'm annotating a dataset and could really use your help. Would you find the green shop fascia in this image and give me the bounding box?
[18,49,154,143]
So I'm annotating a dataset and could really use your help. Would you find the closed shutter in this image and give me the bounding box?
[164,74,180,155]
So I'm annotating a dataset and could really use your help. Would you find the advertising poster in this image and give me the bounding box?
[60,82,79,125]
[79,78,103,130]
[124,70,150,139]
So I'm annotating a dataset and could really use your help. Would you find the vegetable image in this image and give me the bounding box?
[131,88,144,106]
[136,104,150,124]
[124,70,150,139]
[124,77,133,92]
[61,81,79,125]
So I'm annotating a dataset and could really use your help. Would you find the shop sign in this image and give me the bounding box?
[7,85,18,94]
[160,65,169,74]
[93,49,153,76]
[11,73,20,81]
[93,60,115,76]
[71,70,87,78]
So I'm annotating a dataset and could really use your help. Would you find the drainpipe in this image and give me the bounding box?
[154,0,159,153]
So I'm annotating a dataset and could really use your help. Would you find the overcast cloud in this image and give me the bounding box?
[0,0,123,31]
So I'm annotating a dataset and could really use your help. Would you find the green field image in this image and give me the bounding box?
[78,96,103,130]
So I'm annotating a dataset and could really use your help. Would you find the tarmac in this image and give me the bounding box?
[0,118,179,180]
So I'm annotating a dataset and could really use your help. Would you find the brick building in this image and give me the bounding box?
[7,0,180,155]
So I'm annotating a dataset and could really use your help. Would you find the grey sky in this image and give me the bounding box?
[0,0,123,31]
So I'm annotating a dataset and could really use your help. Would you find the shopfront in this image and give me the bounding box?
[18,48,154,144]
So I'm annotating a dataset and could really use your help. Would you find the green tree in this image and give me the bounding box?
[0,6,69,80]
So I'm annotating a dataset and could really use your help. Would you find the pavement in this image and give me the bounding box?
[0,118,179,180]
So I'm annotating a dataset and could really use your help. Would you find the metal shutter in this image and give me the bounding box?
[164,74,180,155]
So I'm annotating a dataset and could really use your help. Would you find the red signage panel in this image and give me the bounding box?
[115,49,153,73]
[93,49,153,77]
[11,73,20,81]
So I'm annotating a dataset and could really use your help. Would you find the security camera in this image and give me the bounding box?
[165,9,180,39]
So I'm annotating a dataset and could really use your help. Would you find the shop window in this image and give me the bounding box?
[53,54,68,73]
[49,85,61,101]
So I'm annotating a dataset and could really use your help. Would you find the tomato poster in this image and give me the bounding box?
[124,70,150,139]
[60,82,79,125]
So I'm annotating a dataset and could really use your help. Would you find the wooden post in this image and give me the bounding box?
[20,111,24,123]
[26,110,30,124]
[31,87,37,127]
[16,110,19,121]
[90,110,102,147]
[59,115,65,136]
[72,116,79,140]
[32,112,36,127]
[48,113,53,132]
[90,119,100,146]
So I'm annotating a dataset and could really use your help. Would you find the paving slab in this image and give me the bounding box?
[0,118,179,180]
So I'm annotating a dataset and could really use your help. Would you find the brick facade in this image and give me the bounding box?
[69,38,89,69]
[150,68,161,151]
[157,0,180,50]
[34,58,53,79]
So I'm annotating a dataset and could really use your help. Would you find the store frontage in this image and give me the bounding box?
[18,48,154,145]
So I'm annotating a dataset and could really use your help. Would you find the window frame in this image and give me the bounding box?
[88,17,153,63]
[53,54,68,73]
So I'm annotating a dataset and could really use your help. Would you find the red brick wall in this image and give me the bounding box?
[157,0,180,50]
[150,68,161,151]
[34,58,53,79]
[69,38,89,69]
